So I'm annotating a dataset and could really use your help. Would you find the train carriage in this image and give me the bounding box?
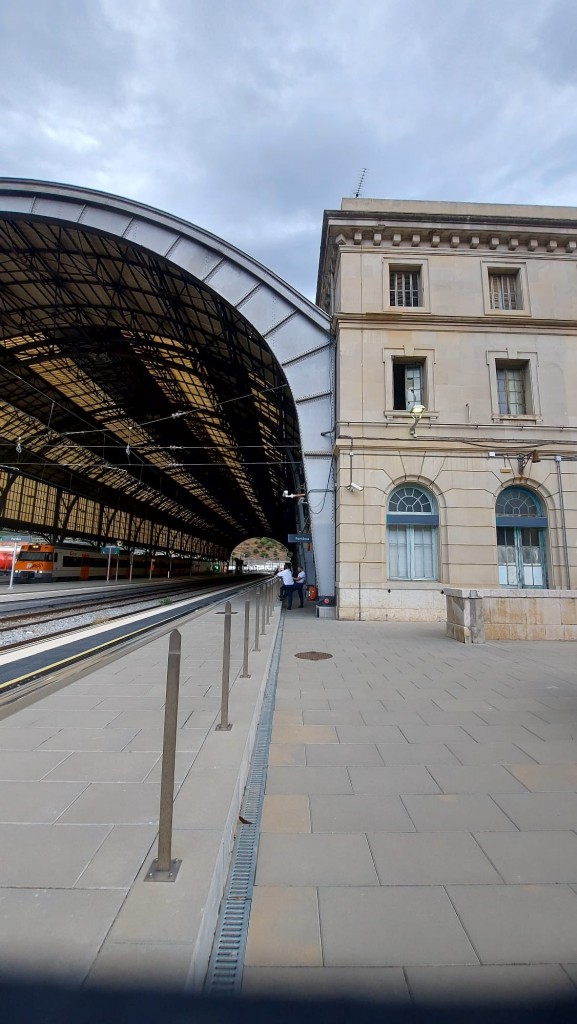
[0,545,18,575]
[12,544,213,582]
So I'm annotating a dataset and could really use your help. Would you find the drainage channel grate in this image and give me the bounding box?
[203,613,285,996]
[294,650,333,660]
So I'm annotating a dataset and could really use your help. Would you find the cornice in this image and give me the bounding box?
[331,312,577,335]
[317,216,577,310]
[328,226,577,257]
[317,201,577,307]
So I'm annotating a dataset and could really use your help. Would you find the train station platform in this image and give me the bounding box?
[1,597,577,1003]
[0,585,280,988]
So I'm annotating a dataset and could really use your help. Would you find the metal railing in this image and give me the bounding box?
[147,577,278,880]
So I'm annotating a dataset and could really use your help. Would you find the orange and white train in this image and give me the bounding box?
[0,544,17,575]
[12,544,212,582]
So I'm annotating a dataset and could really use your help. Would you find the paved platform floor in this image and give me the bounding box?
[1,596,577,1003]
[0,586,279,989]
[243,612,577,1003]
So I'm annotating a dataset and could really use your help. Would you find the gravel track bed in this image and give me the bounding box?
[2,597,170,647]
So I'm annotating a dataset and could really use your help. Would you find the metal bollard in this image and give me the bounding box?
[146,630,182,882]
[254,588,261,652]
[240,600,251,678]
[260,587,267,635]
[264,582,270,626]
[216,601,233,731]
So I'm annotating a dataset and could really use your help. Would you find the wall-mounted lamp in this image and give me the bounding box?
[409,404,426,437]
[517,451,541,475]
[282,490,306,499]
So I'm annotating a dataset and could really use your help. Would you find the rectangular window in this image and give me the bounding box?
[496,363,527,415]
[392,359,425,410]
[388,525,438,580]
[389,269,421,307]
[489,271,520,310]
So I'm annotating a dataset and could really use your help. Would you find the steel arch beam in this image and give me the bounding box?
[0,179,335,597]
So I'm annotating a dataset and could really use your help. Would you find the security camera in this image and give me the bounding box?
[347,482,364,492]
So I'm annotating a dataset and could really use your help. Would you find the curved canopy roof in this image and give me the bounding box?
[0,193,313,552]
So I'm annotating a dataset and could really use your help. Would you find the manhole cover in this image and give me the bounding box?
[294,651,333,661]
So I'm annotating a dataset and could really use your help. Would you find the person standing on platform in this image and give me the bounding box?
[294,566,306,608]
[275,563,295,609]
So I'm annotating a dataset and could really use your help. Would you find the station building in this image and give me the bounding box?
[317,199,577,633]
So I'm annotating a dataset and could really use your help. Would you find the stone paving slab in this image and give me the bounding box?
[318,886,478,967]
[474,830,577,883]
[448,884,577,963]
[255,833,379,886]
[405,965,577,1003]
[242,966,410,1000]
[260,794,311,833]
[492,791,577,829]
[366,831,502,885]
[0,888,128,983]
[309,793,416,833]
[244,886,321,968]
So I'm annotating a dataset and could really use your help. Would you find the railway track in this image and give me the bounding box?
[1,577,260,654]
[0,576,270,698]
[2,578,227,629]
[0,576,223,620]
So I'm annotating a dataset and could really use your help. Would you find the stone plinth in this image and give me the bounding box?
[446,588,577,643]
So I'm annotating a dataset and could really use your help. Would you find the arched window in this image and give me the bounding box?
[387,485,439,580]
[496,488,543,518]
[496,486,548,588]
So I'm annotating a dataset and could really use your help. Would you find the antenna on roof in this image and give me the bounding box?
[354,168,367,198]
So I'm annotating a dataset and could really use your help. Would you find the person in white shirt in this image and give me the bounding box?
[294,566,306,608]
[275,564,295,609]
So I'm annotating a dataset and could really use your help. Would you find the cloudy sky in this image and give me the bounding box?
[2,0,577,298]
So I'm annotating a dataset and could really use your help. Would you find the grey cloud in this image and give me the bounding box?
[2,0,577,299]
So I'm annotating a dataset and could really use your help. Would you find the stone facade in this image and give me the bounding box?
[317,199,577,622]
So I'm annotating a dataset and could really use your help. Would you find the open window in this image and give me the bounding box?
[392,359,426,410]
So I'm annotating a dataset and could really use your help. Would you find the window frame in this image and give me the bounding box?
[486,349,541,423]
[481,260,530,317]
[386,485,439,581]
[383,346,437,421]
[382,257,431,313]
[489,270,521,311]
[392,357,426,411]
[496,361,528,416]
[495,486,548,589]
